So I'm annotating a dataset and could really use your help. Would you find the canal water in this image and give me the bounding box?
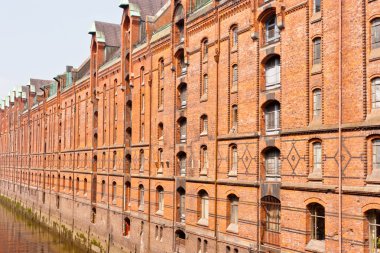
[0,203,85,253]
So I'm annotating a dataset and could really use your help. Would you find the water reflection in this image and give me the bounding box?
[0,204,84,253]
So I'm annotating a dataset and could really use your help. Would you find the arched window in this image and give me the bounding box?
[202,74,208,96]
[265,56,281,89]
[84,178,88,196]
[265,148,281,181]
[371,18,380,50]
[313,89,322,119]
[156,186,164,213]
[91,207,96,224]
[198,190,209,224]
[124,217,131,237]
[174,5,184,43]
[231,26,238,48]
[101,180,106,200]
[139,150,145,172]
[265,101,281,134]
[177,187,186,222]
[200,146,209,175]
[113,151,117,170]
[232,64,238,90]
[202,39,208,59]
[373,139,380,171]
[178,152,187,176]
[125,181,131,210]
[312,142,322,174]
[372,78,380,109]
[140,122,145,142]
[158,148,164,174]
[112,181,117,203]
[366,209,380,252]
[313,38,321,65]
[229,145,238,176]
[141,93,145,113]
[313,0,321,13]
[307,203,325,241]
[265,15,279,43]
[179,118,187,143]
[76,177,80,194]
[200,115,208,135]
[158,123,164,140]
[262,196,281,232]
[140,67,145,85]
[231,105,238,132]
[139,184,145,210]
[227,194,239,230]
[179,83,187,108]
[159,58,165,79]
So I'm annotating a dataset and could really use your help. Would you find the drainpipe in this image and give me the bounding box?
[214,3,221,252]
[338,0,343,252]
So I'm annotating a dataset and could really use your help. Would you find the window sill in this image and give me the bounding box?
[226,223,238,234]
[366,170,380,184]
[200,169,208,177]
[308,172,323,182]
[138,206,144,212]
[264,84,281,92]
[369,48,380,62]
[197,218,209,227]
[265,130,280,136]
[202,59,208,64]
[200,94,208,102]
[158,106,164,112]
[228,170,238,178]
[310,12,322,24]
[231,47,238,54]
[231,86,238,94]
[155,210,164,216]
[305,239,325,253]
[200,131,208,137]
[311,64,322,75]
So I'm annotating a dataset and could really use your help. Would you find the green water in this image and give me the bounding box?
[0,203,86,253]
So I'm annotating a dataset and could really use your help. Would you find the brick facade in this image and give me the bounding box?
[0,0,380,252]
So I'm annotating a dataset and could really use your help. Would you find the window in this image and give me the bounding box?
[158,123,164,140]
[265,16,279,43]
[141,94,145,113]
[140,67,145,85]
[177,188,186,222]
[113,151,117,170]
[366,209,380,253]
[158,149,163,174]
[265,148,281,181]
[313,0,321,13]
[313,38,321,65]
[112,181,117,203]
[125,181,131,210]
[232,65,238,90]
[141,123,144,142]
[159,58,165,79]
[262,196,281,232]
[373,140,380,171]
[124,218,131,237]
[228,194,239,228]
[313,142,322,173]
[313,89,322,119]
[229,145,238,176]
[202,39,208,59]
[372,19,380,50]
[202,74,208,96]
[265,56,281,89]
[203,240,208,253]
[76,177,80,194]
[179,84,187,108]
[84,178,87,195]
[201,115,208,135]
[159,88,164,108]
[139,150,144,172]
[179,118,187,143]
[200,146,209,175]
[231,26,238,48]
[308,203,325,241]
[157,186,164,213]
[139,185,145,210]
[198,190,209,224]
[101,180,106,200]
[231,105,238,132]
[178,152,187,176]
[265,102,281,134]
[372,78,380,109]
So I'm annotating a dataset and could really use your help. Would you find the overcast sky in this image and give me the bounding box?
[0,0,121,99]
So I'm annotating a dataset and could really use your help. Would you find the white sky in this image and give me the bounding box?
[0,0,121,99]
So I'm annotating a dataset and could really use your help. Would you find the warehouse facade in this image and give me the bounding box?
[1,0,380,252]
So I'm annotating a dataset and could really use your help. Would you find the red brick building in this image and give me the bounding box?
[1,0,380,252]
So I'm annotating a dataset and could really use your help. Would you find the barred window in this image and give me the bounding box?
[367,209,380,253]
[308,203,325,240]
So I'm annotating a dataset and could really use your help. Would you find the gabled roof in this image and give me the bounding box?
[121,0,169,19]
[89,21,121,47]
